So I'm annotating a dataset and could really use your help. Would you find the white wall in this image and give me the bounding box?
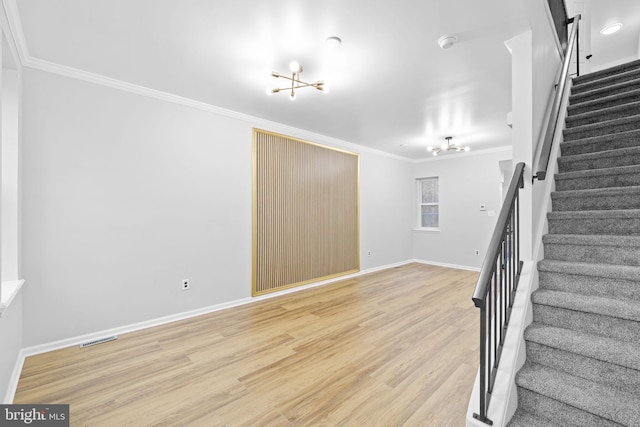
[2,69,19,281]
[412,149,512,270]
[360,152,414,268]
[0,14,23,402]
[21,67,414,347]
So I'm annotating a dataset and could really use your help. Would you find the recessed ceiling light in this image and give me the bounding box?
[325,36,342,48]
[600,23,623,35]
[399,143,409,147]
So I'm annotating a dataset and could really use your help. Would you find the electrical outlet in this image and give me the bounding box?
[367,250,372,256]
[181,279,190,291]
[475,250,480,255]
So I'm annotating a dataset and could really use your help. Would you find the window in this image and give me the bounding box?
[417,177,439,229]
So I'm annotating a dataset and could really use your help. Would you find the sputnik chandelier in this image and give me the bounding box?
[269,61,324,100]
[427,136,470,156]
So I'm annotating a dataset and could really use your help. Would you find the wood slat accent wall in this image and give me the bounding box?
[252,129,360,296]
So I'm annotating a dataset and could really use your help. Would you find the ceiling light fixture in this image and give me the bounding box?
[600,23,623,35]
[268,61,324,100]
[427,136,470,156]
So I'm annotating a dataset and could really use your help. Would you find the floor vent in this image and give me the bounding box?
[80,336,118,348]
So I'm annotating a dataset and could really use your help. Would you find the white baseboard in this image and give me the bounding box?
[6,259,426,402]
[412,258,480,272]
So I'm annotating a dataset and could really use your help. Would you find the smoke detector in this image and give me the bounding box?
[438,35,458,50]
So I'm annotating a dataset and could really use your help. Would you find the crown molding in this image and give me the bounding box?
[24,57,412,162]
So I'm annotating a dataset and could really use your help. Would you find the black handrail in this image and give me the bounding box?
[472,162,525,425]
[534,14,582,181]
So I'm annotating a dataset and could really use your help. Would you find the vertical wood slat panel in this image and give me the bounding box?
[252,129,360,296]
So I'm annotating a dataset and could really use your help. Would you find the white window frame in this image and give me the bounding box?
[416,177,440,231]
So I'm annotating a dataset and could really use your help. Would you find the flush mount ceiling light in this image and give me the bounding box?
[268,61,324,100]
[600,23,623,35]
[427,136,470,156]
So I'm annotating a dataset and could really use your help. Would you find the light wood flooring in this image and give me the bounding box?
[14,263,480,426]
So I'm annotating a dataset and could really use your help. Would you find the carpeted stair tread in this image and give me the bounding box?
[551,185,640,210]
[516,363,640,426]
[507,408,563,427]
[555,164,640,191]
[542,234,640,266]
[569,77,640,105]
[538,259,640,282]
[538,259,640,300]
[568,88,640,116]
[525,326,640,395]
[560,129,640,156]
[532,289,640,322]
[543,233,640,247]
[566,101,640,128]
[571,66,640,95]
[573,58,640,85]
[547,209,640,235]
[557,145,640,172]
[548,208,640,220]
[525,323,640,372]
[563,114,640,141]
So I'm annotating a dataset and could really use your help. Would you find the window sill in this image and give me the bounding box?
[413,228,440,233]
[0,279,25,318]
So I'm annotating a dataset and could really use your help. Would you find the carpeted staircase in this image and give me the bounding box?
[508,60,640,426]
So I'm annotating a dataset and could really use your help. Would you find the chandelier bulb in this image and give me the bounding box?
[464,147,470,152]
[427,146,433,152]
[289,61,302,74]
[289,91,296,101]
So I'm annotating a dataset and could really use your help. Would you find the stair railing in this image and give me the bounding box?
[534,14,582,181]
[471,161,525,425]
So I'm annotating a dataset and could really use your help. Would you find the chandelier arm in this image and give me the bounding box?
[273,74,319,87]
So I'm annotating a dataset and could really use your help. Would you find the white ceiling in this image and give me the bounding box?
[586,0,640,70]
[10,0,639,160]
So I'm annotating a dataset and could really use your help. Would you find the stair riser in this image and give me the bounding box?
[533,304,640,343]
[516,387,620,427]
[558,153,640,173]
[564,119,640,142]
[566,104,640,128]
[570,80,640,104]
[525,342,640,395]
[552,193,640,211]
[539,270,640,302]
[555,172,640,191]
[548,216,640,235]
[560,132,640,156]
[572,72,640,95]
[568,92,640,116]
